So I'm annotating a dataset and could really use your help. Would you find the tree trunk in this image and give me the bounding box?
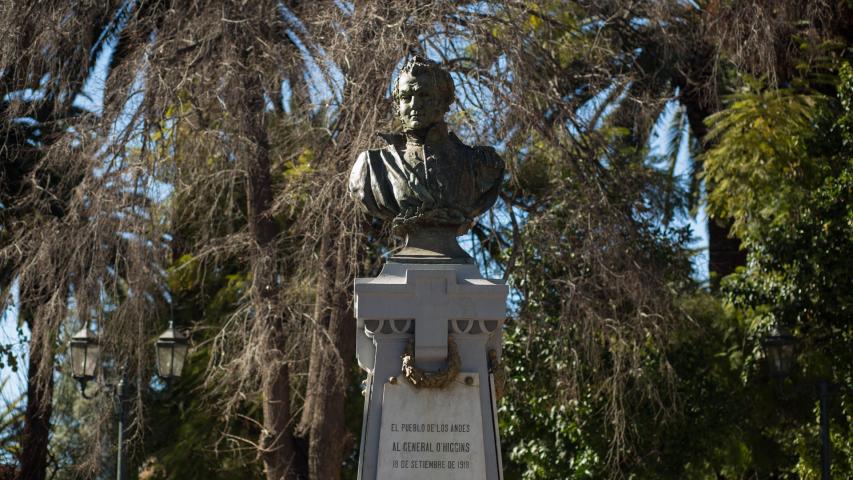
[16,314,54,480]
[300,226,356,480]
[261,360,297,480]
[681,62,746,288]
[707,217,747,287]
[241,76,301,479]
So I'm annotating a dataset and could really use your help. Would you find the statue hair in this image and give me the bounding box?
[392,55,455,109]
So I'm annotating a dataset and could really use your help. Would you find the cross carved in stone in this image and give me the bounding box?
[354,269,506,364]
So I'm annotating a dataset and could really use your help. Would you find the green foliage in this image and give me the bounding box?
[702,78,828,240]
[838,62,853,150]
[720,160,853,478]
[703,60,853,479]
[0,326,22,374]
[500,318,600,480]
[653,294,789,479]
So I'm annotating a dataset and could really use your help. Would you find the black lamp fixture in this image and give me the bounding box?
[760,324,796,380]
[70,327,100,386]
[70,323,189,384]
[155,321,189,379]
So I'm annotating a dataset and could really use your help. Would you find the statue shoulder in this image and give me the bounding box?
[351,147,390,191]
[355,148,377,162]
[448,132,504,170]
[355,145,395,164]
[473,144,504,171]
[353,132,404,164]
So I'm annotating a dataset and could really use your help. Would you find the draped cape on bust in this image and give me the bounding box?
[349,131,504,234]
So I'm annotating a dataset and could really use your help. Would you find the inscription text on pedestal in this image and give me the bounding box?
[377,373,486,479]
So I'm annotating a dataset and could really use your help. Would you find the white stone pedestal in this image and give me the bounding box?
[355,262,507,480]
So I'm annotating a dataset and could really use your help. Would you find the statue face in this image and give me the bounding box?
[396,71,448,132]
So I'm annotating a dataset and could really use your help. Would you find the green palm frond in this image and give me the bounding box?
[0,377,24,461]
[649,99,693,224]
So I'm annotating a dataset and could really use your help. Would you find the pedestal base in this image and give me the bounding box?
[354,263,507,480]
[391,227,473,264]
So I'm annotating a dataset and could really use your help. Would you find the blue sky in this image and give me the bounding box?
[1,283,25,403]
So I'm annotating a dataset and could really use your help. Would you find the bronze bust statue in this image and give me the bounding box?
[349,56,504,262]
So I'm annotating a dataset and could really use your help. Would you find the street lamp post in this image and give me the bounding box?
[69,324,188,480]
[761,326,831,480]
[114,374,131,480]
[817,380,831,480]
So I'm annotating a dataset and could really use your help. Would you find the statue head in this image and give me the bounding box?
[392,56,455,132]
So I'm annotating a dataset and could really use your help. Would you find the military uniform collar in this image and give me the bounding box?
[377,124,462,150]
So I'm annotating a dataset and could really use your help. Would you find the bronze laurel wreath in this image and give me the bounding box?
[401,337,460,389]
